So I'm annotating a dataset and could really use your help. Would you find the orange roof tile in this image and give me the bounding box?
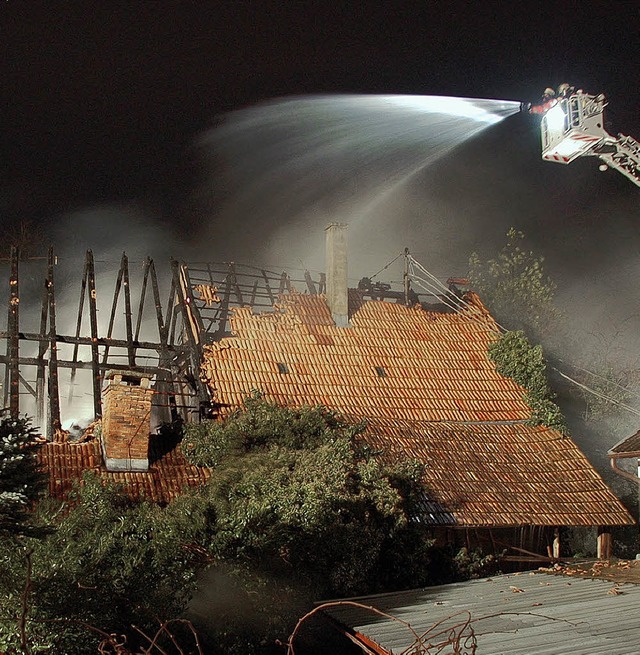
[201,291,633,527]
[363,418,631,526]
[37,433,211,504]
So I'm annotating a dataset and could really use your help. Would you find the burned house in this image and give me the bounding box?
[5,227,633,557]
[196,224,633,559]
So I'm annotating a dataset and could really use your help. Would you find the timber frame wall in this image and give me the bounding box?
[0,247,446,437]
[0,248,332,437]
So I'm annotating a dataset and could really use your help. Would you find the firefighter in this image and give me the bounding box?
[556,83,574,98]
[529,88,557,115]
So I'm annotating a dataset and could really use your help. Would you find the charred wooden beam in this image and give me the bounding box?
[229,263,244,306]
[249,279,259,306]
[0,354,163,373]
[318,272,326,295]
[67,252,89,412]
[149,257,178,423]
[134,257,150,344]
[36,259,50,426]
[18,373,36,398]
[0,331,186,352]
[278,271,290,295]
[102,252,125,367]
[87,250,102,418]
[46,247,61,434]
[304,270,317,294]
[122,253,135,367]
[7,246,19,418]
[213,275,232,339]
[261,269,275,304]
[171,259,211,417]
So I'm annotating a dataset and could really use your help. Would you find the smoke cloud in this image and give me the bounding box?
[191,93,640,465]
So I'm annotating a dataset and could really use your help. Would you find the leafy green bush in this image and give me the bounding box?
[489,330,567,432]
[469,228,561,338]
[181,397,449,653]
[182,391,366,465]
[186,397,432,598]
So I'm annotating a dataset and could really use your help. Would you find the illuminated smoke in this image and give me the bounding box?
[192,94,640,470]
[195,94,520,273]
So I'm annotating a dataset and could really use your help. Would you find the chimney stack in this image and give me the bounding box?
[101,370,153,471]
[325,223,349,327]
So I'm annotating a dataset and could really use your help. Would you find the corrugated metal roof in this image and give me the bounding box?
[322,572,640,654]
[201,291,634,527]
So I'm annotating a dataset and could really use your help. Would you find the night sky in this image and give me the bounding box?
[3,2,638,229]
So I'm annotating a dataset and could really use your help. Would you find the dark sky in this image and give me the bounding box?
[2,1,638,228]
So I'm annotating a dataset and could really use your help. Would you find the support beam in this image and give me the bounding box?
[261,269,275,304]
[597,526,613,560]
[122,253,135,366]
[46,247,61,435]
[171,260,210,417]
[7,247,20,418]
[36,259,50,426]
[87,250,102,418]
[69,253,89,400]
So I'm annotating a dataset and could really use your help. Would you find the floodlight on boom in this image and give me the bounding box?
[544,104,567,133]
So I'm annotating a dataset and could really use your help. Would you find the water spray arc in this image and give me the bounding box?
[197,94,520,268]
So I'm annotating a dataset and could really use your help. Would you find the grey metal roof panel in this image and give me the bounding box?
[609,429,640,455]
[321,573,640,654]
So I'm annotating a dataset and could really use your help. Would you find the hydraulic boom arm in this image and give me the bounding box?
[532,88,640,188]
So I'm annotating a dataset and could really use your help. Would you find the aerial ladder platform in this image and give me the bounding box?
[530,87,640,188]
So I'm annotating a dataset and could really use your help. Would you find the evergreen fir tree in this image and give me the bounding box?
[0,414,46,539]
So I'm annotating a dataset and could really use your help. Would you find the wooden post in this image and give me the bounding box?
[68,253,90,405]
[552,527,561,559]
[7,247,19,419]
[597,526,612,560]
[46,247,61,435]
[122,254,135,367]
[87,250,102,418]
[102,252,125,366]
[171,259,210,417]
[36,259,50,427]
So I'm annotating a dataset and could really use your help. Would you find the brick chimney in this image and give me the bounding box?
[101,370,153,471]
[325,223,349,327]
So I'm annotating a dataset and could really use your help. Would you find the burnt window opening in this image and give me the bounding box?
[277,362,289,374]
[375,366,386,378]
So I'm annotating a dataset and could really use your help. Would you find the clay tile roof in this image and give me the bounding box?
[37,433,210,504]
[364,418,632,526]
[201,291,634,527]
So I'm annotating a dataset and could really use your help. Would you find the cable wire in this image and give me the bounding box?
[407,253,640,418]
[368,252,404,281]
[409,255,510,332]
[555,359,640,401]
[552,367,640,419]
